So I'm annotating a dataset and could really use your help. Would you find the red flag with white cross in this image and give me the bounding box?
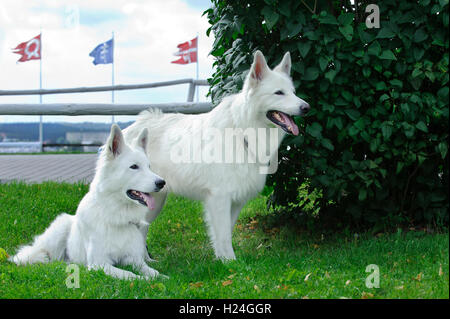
[12,34,41,63]
[171,37,197,65]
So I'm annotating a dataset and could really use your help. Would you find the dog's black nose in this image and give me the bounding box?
[300,102,310,114]
[155,179,166,190]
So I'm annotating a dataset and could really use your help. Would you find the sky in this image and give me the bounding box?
[0,0,215,124]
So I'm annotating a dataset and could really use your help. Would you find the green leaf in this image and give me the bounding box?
[339,25,353,41]
[379,94,390,102]
[381,122,393,140]
[338,13,354,26]
[358,188,367,201]
[319,56,328,71]
[377,27,396,39]
[325,69,338,82]
[298,42,312,58]
[353,96,362,108]
[278,1,291,17]
[306,122,323,138]
[370,138,380,153]
[395,62,407,75]
[354,118,366,130]
[396,162,404,174]
[362,67,371,78]
[303,67,320,81]
[322,103,335,113]
[437,86,449,99]
[373,63,383,73]
[416,121,428,132]
[352,50,364,58]
[335,98,348,106]
[282,21,303,39]
[292,61,305,74]
[412,68,423,78]
[344,109,361,121]
[321,138,334,151]
[341,91,353,101]
[438,142,448,159]
[319,13,338,25]
[348,125,359,137]
[413,47,425,61]
[403,123,415,138]
[380,50,397,60]
[304,30,319,41]
[334,117,343,130]
[389,79,403,88]
[367,40,381,56]
[361,131,371,143]
[413,28,428,42]
[368,41,381,56]
[375,81,387,90]
[425,71,435,82]
[261,6,279,30]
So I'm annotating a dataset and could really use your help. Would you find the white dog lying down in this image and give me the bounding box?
[11,124,168,280]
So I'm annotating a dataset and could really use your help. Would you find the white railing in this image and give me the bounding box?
[0,102,213,115]
[0,78,209,102]
[0,78,212,152]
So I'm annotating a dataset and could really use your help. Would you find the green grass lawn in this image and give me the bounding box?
[0,182,448,299]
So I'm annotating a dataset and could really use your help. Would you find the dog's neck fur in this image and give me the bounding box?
[208,90,286,165]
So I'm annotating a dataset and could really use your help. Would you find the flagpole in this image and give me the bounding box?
[111,31,115,124]
[196,33,199,102]
[39,31,43,152]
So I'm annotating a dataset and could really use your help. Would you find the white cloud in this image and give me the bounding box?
[0,0,215,123]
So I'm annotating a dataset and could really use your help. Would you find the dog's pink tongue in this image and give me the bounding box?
[141,193,155,210]
[279,112,299,136]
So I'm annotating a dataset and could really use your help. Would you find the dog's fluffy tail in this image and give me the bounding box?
[10,213,73,265]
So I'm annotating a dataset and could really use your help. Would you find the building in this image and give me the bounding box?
[66,131,110,152]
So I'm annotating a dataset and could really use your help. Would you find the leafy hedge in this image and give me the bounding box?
[204,0,449,228]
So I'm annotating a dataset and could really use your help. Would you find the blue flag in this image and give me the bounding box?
[89,39,113,65]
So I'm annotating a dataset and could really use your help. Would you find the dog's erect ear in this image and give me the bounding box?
[274,52,291,76]
[135,128,148,153]
[246,50,270,88]
[107,124,124,158]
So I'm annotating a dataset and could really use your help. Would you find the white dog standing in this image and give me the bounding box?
[11,124,167,280]
[123,51,310,260]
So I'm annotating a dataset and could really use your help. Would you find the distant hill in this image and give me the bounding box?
[0,122,133,142]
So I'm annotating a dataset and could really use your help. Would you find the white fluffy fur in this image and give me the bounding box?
[11,125,167,280]
[123,51,309,260]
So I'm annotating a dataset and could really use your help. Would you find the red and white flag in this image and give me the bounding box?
[171,37,197,65]
[12,34,41,63]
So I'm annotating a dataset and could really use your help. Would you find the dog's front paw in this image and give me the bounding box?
[141,266,159,279]
[215,251,236,262]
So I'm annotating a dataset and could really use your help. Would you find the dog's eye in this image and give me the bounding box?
[274,90,284,95]
[130,164,139,170]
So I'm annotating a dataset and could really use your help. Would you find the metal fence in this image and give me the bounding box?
[0,78,212,152]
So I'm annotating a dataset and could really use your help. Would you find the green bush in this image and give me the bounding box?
[205,0,449,228]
